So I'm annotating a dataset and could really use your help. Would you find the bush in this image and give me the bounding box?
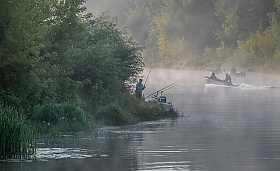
[119,93,179,122]
[33,103,94,133]
[0,106,34,159]
[133,101,179,121]
[95,103,138,126]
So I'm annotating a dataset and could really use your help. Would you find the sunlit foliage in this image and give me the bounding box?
[238,32,276,62]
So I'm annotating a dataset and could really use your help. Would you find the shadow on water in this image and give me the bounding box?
[2,69,280,171]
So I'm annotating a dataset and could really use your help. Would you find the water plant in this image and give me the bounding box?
[32,103,94,134]
[0,106,34,159]
[120,93,179,122]
[95,103,138,126]
[133,101,179,121]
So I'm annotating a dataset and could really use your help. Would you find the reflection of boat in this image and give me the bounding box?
[204,76,238,87]
[230,72,246,76]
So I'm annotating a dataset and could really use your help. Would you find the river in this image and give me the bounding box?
[1,69,280,171]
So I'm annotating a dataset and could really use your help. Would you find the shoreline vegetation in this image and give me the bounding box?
[0,0,179,160]
[0,0,180,159]
[0,94,179,160]
[2,0,280,160]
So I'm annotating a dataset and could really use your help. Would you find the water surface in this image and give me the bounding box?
[1,70,280,171]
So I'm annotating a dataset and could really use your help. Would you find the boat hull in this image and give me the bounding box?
[204,77,237,86]
[230,72,246,76]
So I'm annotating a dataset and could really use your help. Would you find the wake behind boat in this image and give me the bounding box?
[204,74,278,89]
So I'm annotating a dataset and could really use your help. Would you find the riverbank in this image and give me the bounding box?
[0,93,179,160]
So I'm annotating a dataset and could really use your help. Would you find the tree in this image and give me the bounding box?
[214,0,244,46]
[214,0,276,47]
[0,0,53,105]
[71,14,144,108]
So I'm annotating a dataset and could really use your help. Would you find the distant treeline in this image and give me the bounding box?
[86,0,280,72]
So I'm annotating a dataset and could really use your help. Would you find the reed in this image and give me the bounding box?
[133,101,179,121]
[121,93,179,121]
[0,106,34,159]
[33,103,94,134]
[95,103,138,126]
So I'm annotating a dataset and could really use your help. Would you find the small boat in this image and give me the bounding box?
[145,80,184,109]
[146,91,173,109]
[230,71,246,76]
[156,92,173,109]
[204,76,238,87]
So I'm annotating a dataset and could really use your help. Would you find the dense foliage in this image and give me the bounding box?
[87,0,280,72]
[0,0,180,159]
[0,0,144,112]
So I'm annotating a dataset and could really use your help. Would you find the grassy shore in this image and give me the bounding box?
[0,94,179,160]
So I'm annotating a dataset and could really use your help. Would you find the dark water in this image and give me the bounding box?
[1,70,280,171]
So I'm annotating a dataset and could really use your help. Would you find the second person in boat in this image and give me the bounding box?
[224,73,233,85]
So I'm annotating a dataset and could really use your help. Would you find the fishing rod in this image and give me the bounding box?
[160,79,186,92]
[147,79,185,97]
[144,57,156,86]
[158,79,185,92]
[146,79,185,98]
[146,80,185,99]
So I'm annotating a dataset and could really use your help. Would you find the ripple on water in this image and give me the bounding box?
[34,147,105,161]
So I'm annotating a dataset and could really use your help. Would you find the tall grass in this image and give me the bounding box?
[0,106,34,159]
[133,101,179,121]
[120,93,179,122]
[33,103,94,134]
[95,103,138,126]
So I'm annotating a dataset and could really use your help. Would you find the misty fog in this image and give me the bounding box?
[84,0,279,72]
[4,69,280,171]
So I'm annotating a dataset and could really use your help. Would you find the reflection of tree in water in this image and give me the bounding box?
[80,130,143,170]
[0,131,143,171]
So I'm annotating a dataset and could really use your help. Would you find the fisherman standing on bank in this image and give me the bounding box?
[136,79,146,100]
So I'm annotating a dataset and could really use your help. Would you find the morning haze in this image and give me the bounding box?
[85,0,278,73]
[1,0,280,171]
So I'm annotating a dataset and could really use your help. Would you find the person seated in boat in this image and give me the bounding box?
[230,66,236,74]
[210,72,217,79]
[224,73,232,85]
[241,71,246,76]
